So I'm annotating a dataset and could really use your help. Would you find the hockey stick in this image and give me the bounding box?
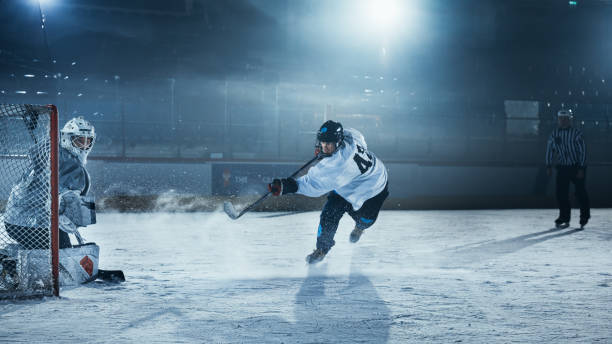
[223,155,320,220]
[97,269,125,283]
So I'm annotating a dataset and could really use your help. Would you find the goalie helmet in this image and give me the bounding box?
[60,116,96,164]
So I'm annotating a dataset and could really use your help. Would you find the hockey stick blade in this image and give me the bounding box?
[223,201,240,219]
[222,155,320,220]
[97,269,125,283]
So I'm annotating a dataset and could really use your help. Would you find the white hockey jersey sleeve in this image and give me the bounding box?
[296,156,356,197]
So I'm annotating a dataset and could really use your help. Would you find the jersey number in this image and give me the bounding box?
[353,145,373,174]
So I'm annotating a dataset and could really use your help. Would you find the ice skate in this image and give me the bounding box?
[555,218,570,229]
[579,217,589,230]
[305,248,327,264]
[349,227,364,243]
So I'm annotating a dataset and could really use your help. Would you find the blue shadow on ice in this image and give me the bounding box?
[172,261,391,343]
[292,263,391,343]
[443,227,583,266]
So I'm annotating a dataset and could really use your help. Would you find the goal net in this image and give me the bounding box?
[0,104,59,299]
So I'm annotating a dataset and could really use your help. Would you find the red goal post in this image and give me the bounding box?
[0,104,59,298]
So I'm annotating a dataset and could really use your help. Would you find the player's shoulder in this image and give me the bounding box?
[344,128,367,148]
[344,128,363,140]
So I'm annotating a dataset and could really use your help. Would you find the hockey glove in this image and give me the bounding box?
[60,191,96,227]
[268,178,298,196]
[268,179,283,196]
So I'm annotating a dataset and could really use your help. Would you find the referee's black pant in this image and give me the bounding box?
[555,165,590,223]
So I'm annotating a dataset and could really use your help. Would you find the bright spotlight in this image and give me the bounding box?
[364,0,401,33]
[350,0,422,43]
[32,0,54,6]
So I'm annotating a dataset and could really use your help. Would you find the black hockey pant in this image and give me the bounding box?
[555,166,590,222]
[316,183,389,253]
[5,223,72,250]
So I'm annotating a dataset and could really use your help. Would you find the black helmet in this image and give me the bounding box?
[317,120,343,145]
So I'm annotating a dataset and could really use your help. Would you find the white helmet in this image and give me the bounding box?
[60,116,96,163]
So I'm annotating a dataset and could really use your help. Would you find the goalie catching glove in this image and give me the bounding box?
[268,178,298,196]
[59,190,96,231]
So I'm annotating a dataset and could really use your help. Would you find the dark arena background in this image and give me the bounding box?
[1,1,611,343]
[2,0,612,211]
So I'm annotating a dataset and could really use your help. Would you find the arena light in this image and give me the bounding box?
[32,0,54,6]
[362,0,402,35]
[343,0,422,48]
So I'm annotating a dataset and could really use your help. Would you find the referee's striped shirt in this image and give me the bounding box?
[545,127,586,167]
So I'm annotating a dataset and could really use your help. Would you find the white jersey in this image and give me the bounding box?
[296,128,388,210]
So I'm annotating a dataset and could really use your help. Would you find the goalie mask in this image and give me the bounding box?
[60,116,96,163]
[316,120,344,157]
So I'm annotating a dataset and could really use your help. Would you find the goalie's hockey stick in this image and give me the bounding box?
[97,269,125,283]
[223,155,320,220]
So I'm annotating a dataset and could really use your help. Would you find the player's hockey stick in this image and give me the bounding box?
[223,155,320,220]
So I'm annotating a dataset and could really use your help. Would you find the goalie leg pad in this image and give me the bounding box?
[16,243,100,289]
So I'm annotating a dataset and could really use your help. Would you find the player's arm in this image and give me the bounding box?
[295,159,356,197]
[268,160,352,197]
[575,130,587,179]
[58,165,96,230]
[545,132,555,167]
[575,130,586,168]
[545,132,555,176]
[59,190,80,233]
[59,189,94,227]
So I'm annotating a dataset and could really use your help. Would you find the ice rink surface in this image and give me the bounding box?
[1,209,611,343]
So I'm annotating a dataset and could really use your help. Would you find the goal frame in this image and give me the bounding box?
[0,104,60,298]
[49,104,59,297]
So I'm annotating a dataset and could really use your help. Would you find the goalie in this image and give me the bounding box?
[2,116,99,286]
[5,116,96,248]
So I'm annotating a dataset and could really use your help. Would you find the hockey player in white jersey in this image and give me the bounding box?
[268,120,389,264]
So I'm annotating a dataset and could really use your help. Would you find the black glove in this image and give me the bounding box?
[268,178,298,196]
[268,179,283,196]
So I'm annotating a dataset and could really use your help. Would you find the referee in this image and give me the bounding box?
[545,109,590,229]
